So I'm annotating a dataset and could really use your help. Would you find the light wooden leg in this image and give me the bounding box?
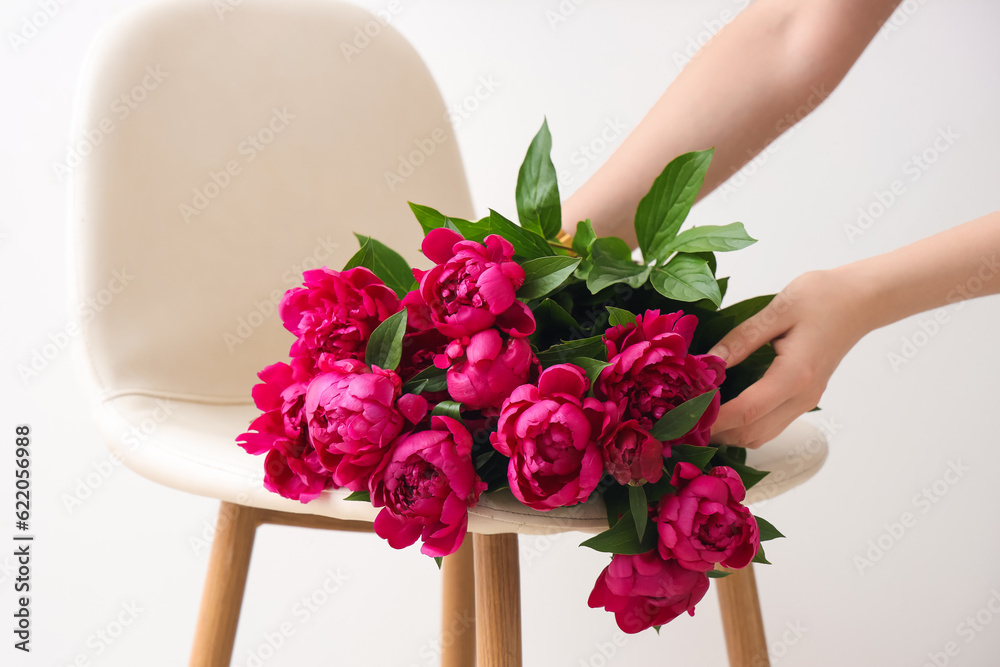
[473,533,521,667]
[189,502,259,667]
[441,538,477,667]
[717,564,769,667]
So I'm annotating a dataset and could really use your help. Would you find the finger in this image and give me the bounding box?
[711,392,816,449]
[709,354,801,435]
[707,300,790,368]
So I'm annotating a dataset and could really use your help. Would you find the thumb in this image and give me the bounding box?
[707,301,789,367]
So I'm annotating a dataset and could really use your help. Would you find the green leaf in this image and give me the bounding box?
[431,400,463,421]
[364,309,408,371]
[650,254,722,307]
[720,343,776,403]
[518,256,581,299]
[663,222,757,254]
[401,365,448,394]
[488,209,555,259]
[649,390,718,441]
[754,516,784,542]
[628,485,648,542]
[406,202,490,242]
[604,483,630,528]
[719,295,775,326]
[752,543,771,565]
[344,491,371,502]
[535,335,607,367]
[344,234,415,299]
[586,237,652,293]
[669,444,718,471]
[643,470,676,504]
[573,219,597,258]
[715,447,770,490]
[579,510,656,555]
[706,570,732,579]
[516,118,562,239]
[635,149,713,263]
[570,357,611,390]
[434,556,443,569]
[606,306,637,327]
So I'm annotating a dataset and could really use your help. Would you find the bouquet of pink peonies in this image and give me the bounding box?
[237,120,784,633]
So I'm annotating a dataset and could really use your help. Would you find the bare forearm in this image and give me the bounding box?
[843,211,1000,332]
[563,0,902,244]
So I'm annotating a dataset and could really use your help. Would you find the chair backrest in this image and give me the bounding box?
[70,0,473,402]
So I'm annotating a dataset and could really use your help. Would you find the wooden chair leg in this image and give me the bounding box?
[441,537,477,667]
[189,502,260,667]
[717,564,769,667]
[473,533,521,667]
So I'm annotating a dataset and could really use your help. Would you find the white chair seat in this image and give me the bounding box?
[95,394,827,535]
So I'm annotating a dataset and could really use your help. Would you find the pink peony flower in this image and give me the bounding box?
[588,551,710,634]
[412,228,535,338]
[236,362,333,502]
[304,359,427,492]
[595,310,725,447]
[436,329,535,411]
[280,266,401,370]
[657,462,760,572]
[600,409,664,486]
[370,416,487,557]
[491,364,605,510]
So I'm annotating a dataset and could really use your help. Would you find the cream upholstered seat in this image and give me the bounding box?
[70,1,827,665]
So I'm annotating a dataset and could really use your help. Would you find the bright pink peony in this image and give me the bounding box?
[491,364,605,510]
[370,416,487,557]
[588,551,710,633]
[657,462,760,572]
[599,408,664,486]
[304,359,427,491]
[412,228,535,338]
[436,329,535,411]
[595,310,725,447]
[237,362,333,502]
[280,266,401,370]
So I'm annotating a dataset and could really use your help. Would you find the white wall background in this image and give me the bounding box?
[3,0,1000,665]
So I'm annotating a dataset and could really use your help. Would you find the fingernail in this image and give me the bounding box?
[708,344,728,363]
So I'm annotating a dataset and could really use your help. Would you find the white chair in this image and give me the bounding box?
[69,1,827,665]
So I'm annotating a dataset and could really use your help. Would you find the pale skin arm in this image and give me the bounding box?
[557,0,1000,448]
[561,0,904,244]
[708,211,1000,448]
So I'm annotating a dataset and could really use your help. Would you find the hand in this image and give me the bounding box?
[708,269,871,448]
